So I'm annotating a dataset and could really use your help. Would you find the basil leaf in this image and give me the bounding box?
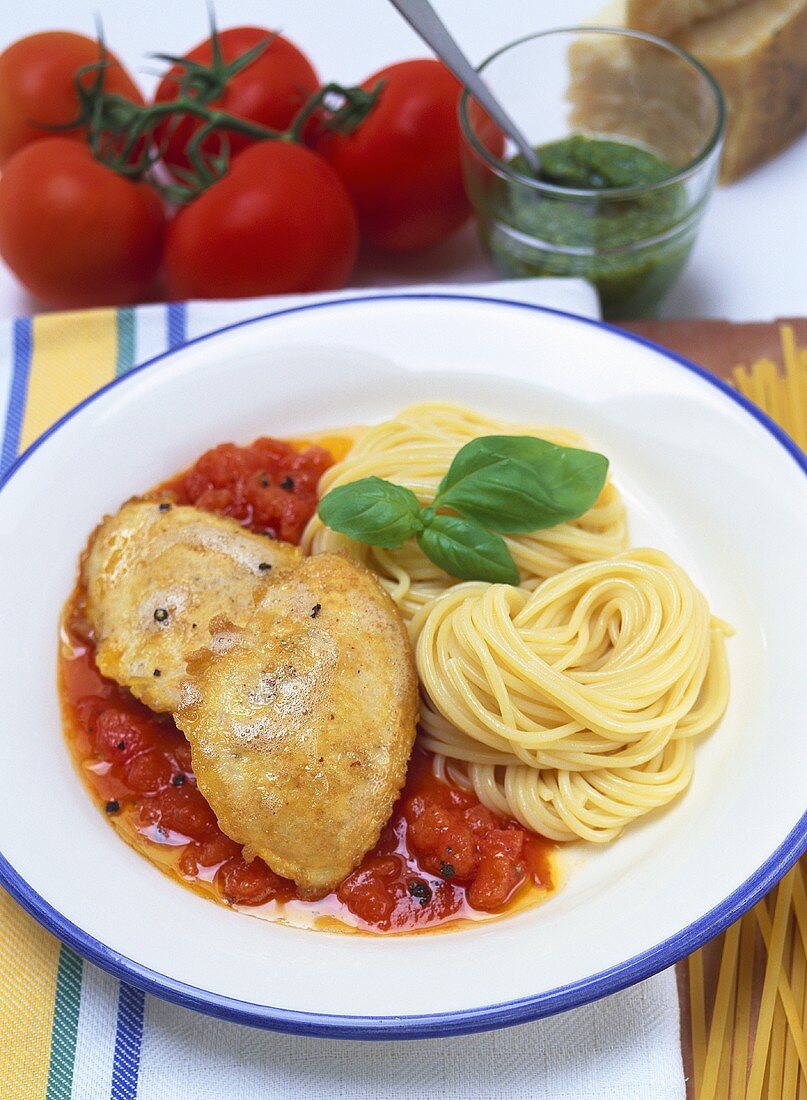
[418,514,520,585]
[318,477,423,548]
[434,435,608,534]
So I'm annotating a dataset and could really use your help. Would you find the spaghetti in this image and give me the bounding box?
[302,402,628,623]
[414,549,730,843]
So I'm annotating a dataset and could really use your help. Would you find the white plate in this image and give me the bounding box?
[0,294,805,1038]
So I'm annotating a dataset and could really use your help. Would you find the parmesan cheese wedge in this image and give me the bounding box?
[624,0,750,37]
[572,0,807,181]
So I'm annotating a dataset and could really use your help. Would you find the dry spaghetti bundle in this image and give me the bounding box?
[687,325,807,1100]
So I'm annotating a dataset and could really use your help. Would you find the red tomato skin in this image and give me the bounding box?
[139,785,220,842]
[314,60,470,253]
[153,28,319,177]
[0,32,144,167]
[216,855,291,906]
[163,141,358,299]
[0,138,165,309]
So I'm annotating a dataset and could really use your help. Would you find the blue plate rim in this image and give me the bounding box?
[1,291,805,1039]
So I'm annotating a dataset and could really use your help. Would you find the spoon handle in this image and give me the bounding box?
[387,0,540,173]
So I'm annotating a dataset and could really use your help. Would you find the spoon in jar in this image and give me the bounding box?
[387,0,541,175]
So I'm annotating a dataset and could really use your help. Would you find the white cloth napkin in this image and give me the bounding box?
[183,276,600,337]
[0,277,685,1100]
[138,974,685,1099]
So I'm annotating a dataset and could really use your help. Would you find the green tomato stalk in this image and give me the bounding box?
[48,20,382,203]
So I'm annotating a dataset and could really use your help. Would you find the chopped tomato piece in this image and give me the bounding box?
[403,751,542,911]
[467,854,523,911]
[162,437,333,542]
[463,804,498,835]
[139,785,220,841]
[479,827,525,863]
[217,855,292,906]
[337,860,401,926]
[198,834,243,868]
[123,750,174,795]
[336,856,463,930]
[93,707,156,759]
[407,803,477,879]
[178,834,243,877]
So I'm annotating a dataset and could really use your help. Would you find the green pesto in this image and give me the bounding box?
[481,135,693,319]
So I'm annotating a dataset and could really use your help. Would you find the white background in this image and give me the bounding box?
[1,0,805,321]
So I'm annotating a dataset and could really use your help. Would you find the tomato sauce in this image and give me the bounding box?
[159,435,335,543]
[59,436,555,934]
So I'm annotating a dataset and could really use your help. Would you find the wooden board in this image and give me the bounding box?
[615,316,806,1099]
[621,317,807,381]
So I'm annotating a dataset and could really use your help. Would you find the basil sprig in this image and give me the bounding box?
[417,513,520,585]
[316,476,423,547]
[433,436,609,533]
[317,435,608,585]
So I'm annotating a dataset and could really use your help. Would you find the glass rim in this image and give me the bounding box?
[458,25,727,199]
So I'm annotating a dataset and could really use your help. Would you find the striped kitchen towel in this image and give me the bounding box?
[0,281,688,1100]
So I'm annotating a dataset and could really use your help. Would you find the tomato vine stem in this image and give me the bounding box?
[41,17,384,203]
[149,7,279,108]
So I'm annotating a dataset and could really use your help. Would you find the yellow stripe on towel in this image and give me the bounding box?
[20,311,119,452]
[0,891,60,1098]
[1,308,119,1098]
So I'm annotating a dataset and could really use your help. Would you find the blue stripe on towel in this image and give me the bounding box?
[0,317,33,477]
[167,302,187,350]
[110,984,145,1100]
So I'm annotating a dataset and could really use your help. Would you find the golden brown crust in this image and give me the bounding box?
[82,499,300,712]
[175,553,419,899]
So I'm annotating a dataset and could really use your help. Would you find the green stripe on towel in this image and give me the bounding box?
[45,947,83,1100]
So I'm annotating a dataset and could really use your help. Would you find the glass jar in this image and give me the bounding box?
[459,27,726,319]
